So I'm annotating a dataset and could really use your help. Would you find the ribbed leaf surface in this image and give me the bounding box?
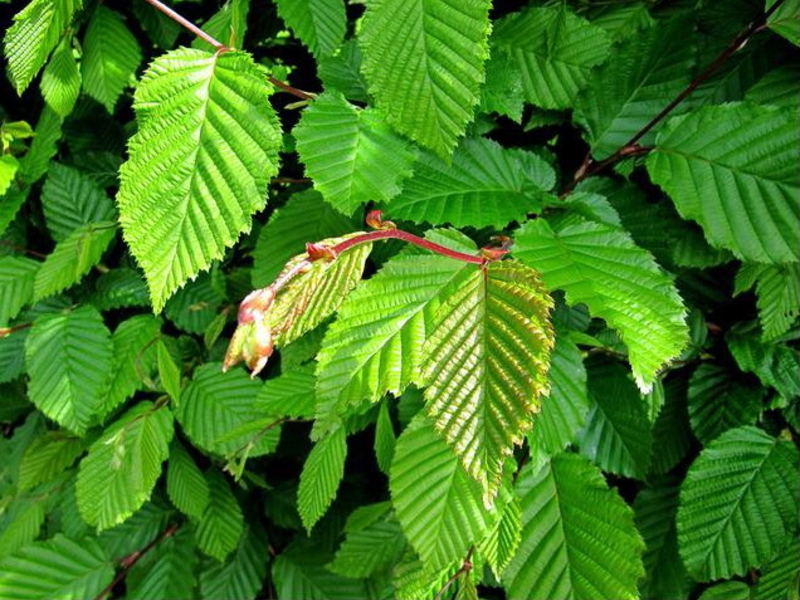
[33,222,117,302]
[273,540,368,600]
[390,419,493,571]
[42,164,116,242]
[298,427,347,531]
[196,469,244,562]
[492,5,611,109]
[328,512,406,578]
[254,369,316,419]
[199,526,267,600]
[0,535,113,600]
[752,539,800,600]
[374,400,396,474]
[127,528,197,600]
[318,40,369,102]
[677,426,800,580]
[76,403,173,531]
[0,156,17,197]
[727,324,800,401]
[117,48,282,311]
[767,0,800,46]
[3,0,82,94]
[360,0,491,158]
[478,489,521,579]
[647,103,800,263]
[574,17,694,159]
[25,306,113,435]
[649,376,693,476]
[386,138,555,228]
[191,0,249,52]
[504,454,645,600]
[18,432,83,491]
[295,92,415,215]
[745,64,800,109]
[89,268,150,311]
[167,439,210,519]
[0,256,38,326]
[735,262,800,341]
[275,0,345,57]
[423,260,553,503]
[514,215,688,391]
[40,37,80,117]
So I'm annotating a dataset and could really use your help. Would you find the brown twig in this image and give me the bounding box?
[0,322,33,337]
[0,239,47,258]
[433,547,474,600]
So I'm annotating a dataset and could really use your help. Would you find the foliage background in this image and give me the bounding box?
[0,0,798,599]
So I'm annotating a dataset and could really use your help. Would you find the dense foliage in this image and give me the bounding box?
[1,0,798,599]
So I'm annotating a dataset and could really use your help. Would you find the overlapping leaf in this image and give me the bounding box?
[0,256,38,326]
[359,0,492,157]
[117,49,282,311]
[274,0,345,57]
[41,164,116,242]
[298,427,347,532]
[192,0,250,52]
[166,439,210,520]
[18,432,84,491]
[735,262,800,340]
[40,37,80,117]
[196,469,244,561]
[328,506,406,578]
[199,526,268,600]
[272,540,368,600]
[727,324,800,401]
[126,528,197,600]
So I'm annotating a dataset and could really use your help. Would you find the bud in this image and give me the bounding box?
[306,242,338,261]
[366,210,396,230]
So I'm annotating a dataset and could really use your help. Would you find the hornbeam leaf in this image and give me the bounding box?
[76,402,174,531]
[735,262,800,341]
[328,508,406,578]
[294,92,415,216]
[40,36,81,118]
[41,164,116,242]
[167,439,210,520]
[199,526,268,600]
[274,0,346,58]
[126,528,197,600]
[492,4,611,109]
[514,214,688,391]
[359,0,492,158]
[196,469,244,562]
[273,539,369,600]
[0,256,38,326]
[422,260,554,504]
[647,103,800,263]
[117,49,282,312]
[18,432,84,491]
[297,427,348,532]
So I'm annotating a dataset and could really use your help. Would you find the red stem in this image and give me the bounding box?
[332,230,484,265]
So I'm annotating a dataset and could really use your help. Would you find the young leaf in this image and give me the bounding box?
[167,439,210,520]
[422,260,554,504]
[18,431,84,491]
[40,36,81,118]
[117,49,282,311]
[294,92,415,216]
[647,103,800,263]
[492,5,611,109]
[199,526,268,600]
[25,306,113,435]
[274,0,346,57]
[0,256,38,326]
[735,262,800,341]
[503,453,645,600]
[514,214,688,392]
[677,426,800,580]
[0,155,18,197]
[3,0,82,94]
[385,138,555,228]
[196,469,244,562]
[359,0,492,158]
[41,164,116,242]
[298,426,348,532]
[76,402,174,531]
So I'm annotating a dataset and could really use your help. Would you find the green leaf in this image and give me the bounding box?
[199,526,268,600]
[317,40,369,102]
[18,432,84,491]
[25,306,113,435]
[588,2,655,41]
[492,5,611,109]
[0,495,47,559]
[294,92,415,215]
[646,103,800,263]
[479,49,525,123]
[574,17,694,160]
[40,36,80,118]
[391,549,456,600]
[127,528,197,600]
[735,262,800,341]
[391,418,494,571]
[96,500,170,561]
[687,364,764,444]
[649,376,694,475]
[81,7,142,112]
[254,369,316,419]
[33,222,117,302]
[164,270,226,334]
[374,400,396,474]
[503,453,645,600]
[767,0,800,46]
[196,469,244,562]
[0,155,18,197]
[514,214,688,391]
[0,256,38,326]
[328,509,406,578]
[478,487,521,579]
[117,48,282,311]
[359,0,492,158]
[76,402,174,531]
[577,359,653,478]
[16,106,63,188]
[166,439,210,519]
[41,164,117,242]
[677,425,800,580]
[386,138,555,228]
[3,0,82,94]
[298,426,348,532]
[745,65,800,109]
[273,539,369,600]
[274,0,345,57]
[752,538,800,600]
[0,328,27,383]
[89,268,150,311]
[422,260,554,503]
[192,0,250,52]
[698,581,752,600]
[157,340,182,404]
[0,534,113,600]
[727,324,800,401]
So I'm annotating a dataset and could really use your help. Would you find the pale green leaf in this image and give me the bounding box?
[767,0,800,46]
[33,222,117,302]
[40,36,80,117]
[117,49,282,311]
[677,426,800,580]
[727,323,800,401]
[167,439,210,519]
[274,0,345,57]
[391,549,456,600]
[294,92,415,215]
[25,306,113,435]
[0,534,113,600]
[273,539,369,600]
[199,526,268,600]
[360,0,492,158]
[0,155,18,197]
[126,528,197,600]
[504,453,645,600]
[41,164,116,242]
[328,510,405,578]
[735,262,800,341]
[0,495,47,558]
[76,402,173,531]
[492,5,611,109]
[423,260,554,503]
[386,138,555,228]
[514,214,688,391]
[196,469,244,562]
[647,103,800,263]
[298,427,347,532]
[17,106,63,186]
[3,0,82,94]
[0,256,38,326]
[18,432,83,491]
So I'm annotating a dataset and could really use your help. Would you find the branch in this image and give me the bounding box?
[561,0,788,195]
[433,547,474,600]
[93,523,180,600]
[0,239,47,258]
[0,322,33,337]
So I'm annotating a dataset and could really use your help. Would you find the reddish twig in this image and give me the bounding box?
[433,547,474,600]
[332,230,485,266]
